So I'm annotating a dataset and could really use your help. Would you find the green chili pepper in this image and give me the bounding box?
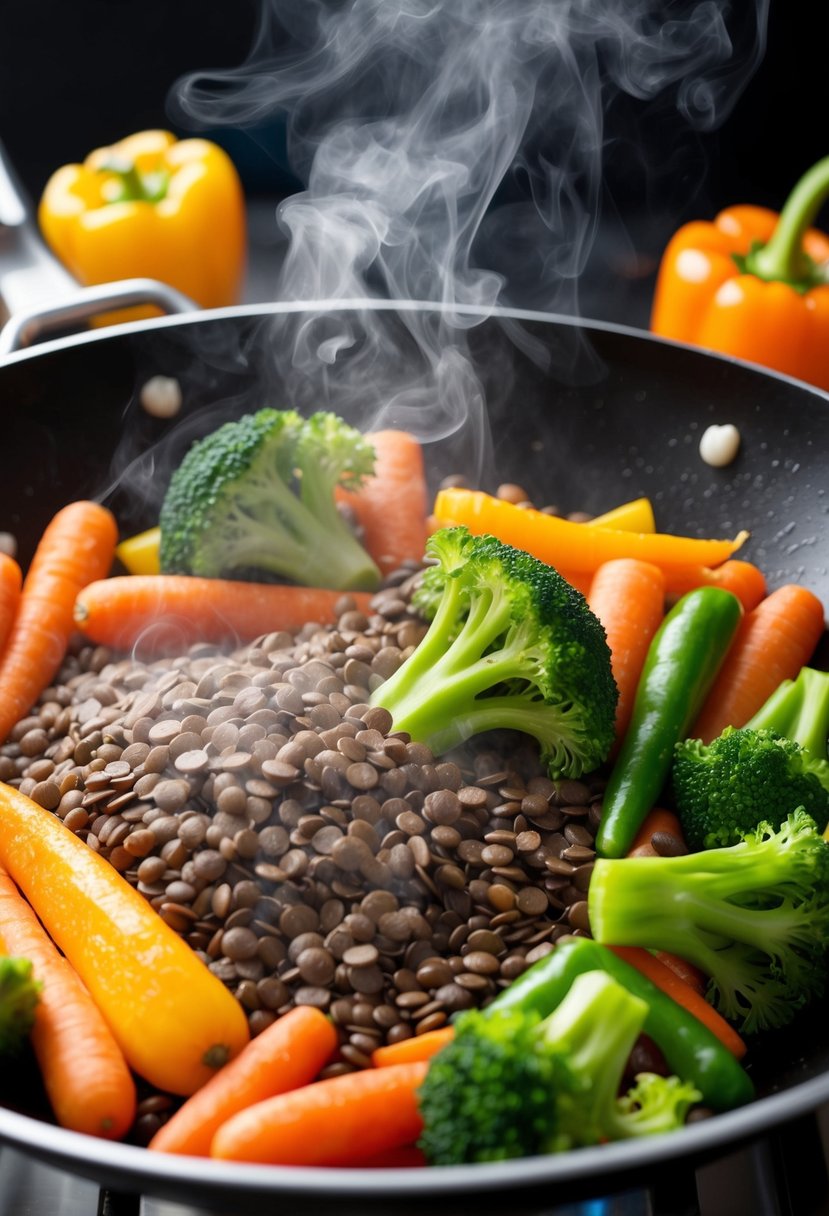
[595,586,743,859]
[485,937,754,1111]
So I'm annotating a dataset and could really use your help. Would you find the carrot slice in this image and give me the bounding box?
[433,489,748,575]
[690,583,826,743]
[149,1006,337,1156]
[74,575,374,653]
[0,553,22,656]
[663,560,767,612]
[0,866,136,1138]
[337,430,429,575]
[211,1060,429,1165]
[0,783,249,1096]
[609,945,746,1059]
[0,502,117,744]
[587,559,666,748]
[371,1026,455,1068]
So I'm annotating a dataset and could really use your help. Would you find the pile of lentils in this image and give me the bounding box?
[0,484,613,1141]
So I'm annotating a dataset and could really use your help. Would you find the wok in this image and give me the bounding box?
[0,298,827,1212]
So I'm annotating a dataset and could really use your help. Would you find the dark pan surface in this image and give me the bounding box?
[0,301,827,1208]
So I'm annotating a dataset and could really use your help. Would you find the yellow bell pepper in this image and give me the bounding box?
[115,526,161,575]
[38,130,246,320]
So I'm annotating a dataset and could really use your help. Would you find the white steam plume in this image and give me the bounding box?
[169,0,768,473]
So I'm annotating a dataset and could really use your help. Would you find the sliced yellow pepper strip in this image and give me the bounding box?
[115,526,161,576]
[119,497,655,581]
[433,488,747,575]
[589,497,655,533]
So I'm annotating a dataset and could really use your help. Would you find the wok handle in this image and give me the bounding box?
[0,278,196,356]
[0,139,196,355]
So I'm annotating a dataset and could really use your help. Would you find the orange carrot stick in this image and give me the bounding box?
[337,430,429,575]
[0,867,136,1139]
[588,559,666,748]
[149,1006,337,1156]
[0,502,117,743]
[371,1026,455,1069]
[433,488,748,575]
[74,575,374,653]
[210,1061,429,1165]
[653,951,707,997]
[627,807,686,858]
[662,560,767,612]
[0,554,22,656]
[690,583,826,743]
[609,945,746,1060]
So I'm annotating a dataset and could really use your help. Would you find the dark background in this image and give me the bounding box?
[0,0,824,323]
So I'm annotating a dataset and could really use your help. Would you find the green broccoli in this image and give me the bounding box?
[417,969,701,1165]
[0,957,41,1055]
[589,810,829,1035]
[370,526,617,777]
[159,408,382,591]
[673,666,829,849]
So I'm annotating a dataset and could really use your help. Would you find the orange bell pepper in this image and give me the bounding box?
[38,130,246,321]
[651,156,829,392]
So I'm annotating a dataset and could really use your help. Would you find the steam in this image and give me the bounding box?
[164,0,767,478]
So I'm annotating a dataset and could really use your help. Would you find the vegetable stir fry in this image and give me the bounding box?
[0,410,826,1168]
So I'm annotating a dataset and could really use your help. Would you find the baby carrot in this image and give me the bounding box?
[690,583,826,743]
[0,867,136,1139]
[662,560,767,612]
[74,575,374,653]
[587,559,666,748]
[0,502,117,744]
[0,783,249,1096]
[0,553,21,655]
[149,1006,337,1156]
[337,430,429,575]
[627,807,686,858]
[211,1061,429,1165]
[608,946,746,1060]
[371,1026,455,1068]
[433,488,748,575]
[654,952,707,997]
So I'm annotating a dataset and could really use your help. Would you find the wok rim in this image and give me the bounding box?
[1,296,829,407]
[1,294,828,1196]
[0,1065,828,1197]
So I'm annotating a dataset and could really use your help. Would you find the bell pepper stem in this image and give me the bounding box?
[748,156,829,285]
[97,159,169,204]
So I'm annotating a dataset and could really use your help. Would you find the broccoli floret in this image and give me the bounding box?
[370,527,617,777]
[0,957,40,1055]
[589,810,829,1035]
[673,667,829,849]
[159,408,381,591]
[417,970,701,1165]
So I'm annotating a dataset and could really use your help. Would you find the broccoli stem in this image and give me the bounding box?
[746,667,829,765]
[589,851,821,981]
[540,970,649,1138]
[377,584,548,747]
[219,476,380,590]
